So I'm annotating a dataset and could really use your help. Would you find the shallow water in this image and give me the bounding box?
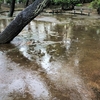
[0,13,100,100]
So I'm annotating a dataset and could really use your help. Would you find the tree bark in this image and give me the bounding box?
[9,0,16,17]
[0,0,49,44]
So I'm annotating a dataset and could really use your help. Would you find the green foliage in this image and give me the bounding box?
[51,0,80,5]
[53,0,69,3]
[76,3,82,6]
[6,0,11,3]
[90,0,100,8]
[0,0,3,3]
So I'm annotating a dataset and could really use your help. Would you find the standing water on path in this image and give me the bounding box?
[0,13,100,100]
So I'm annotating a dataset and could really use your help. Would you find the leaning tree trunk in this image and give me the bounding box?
[0,0,49,44]
[9,0,15,17]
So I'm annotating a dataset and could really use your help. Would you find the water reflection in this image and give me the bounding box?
[0,14,100,100]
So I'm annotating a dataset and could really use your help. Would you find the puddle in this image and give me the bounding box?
[0,13,100,100]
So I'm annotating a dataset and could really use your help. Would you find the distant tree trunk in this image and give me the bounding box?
[25,0,35,7]
[4,0,6,4]
[97,7,100,14]
[0,3,1,9]
[0,0,49,44]
[25,0,29,7]
[9,0,16,17]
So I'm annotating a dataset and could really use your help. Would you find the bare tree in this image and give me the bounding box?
[0,0,49,44]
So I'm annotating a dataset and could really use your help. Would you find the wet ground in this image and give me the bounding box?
[0,12,100,100]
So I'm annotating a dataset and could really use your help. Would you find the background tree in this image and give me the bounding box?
[0,3,1,9]
[90,0,100,14]
[9,0,16,17]
[25,0,29,7]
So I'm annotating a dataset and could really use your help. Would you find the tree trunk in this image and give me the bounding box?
[9,0,16,17]
[0,0,49,44]
[0,3,1,9]
[25,0,29,7]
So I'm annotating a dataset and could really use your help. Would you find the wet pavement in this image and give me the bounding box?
[0,12,100,100]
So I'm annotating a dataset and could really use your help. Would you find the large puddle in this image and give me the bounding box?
[0,12,100,100]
